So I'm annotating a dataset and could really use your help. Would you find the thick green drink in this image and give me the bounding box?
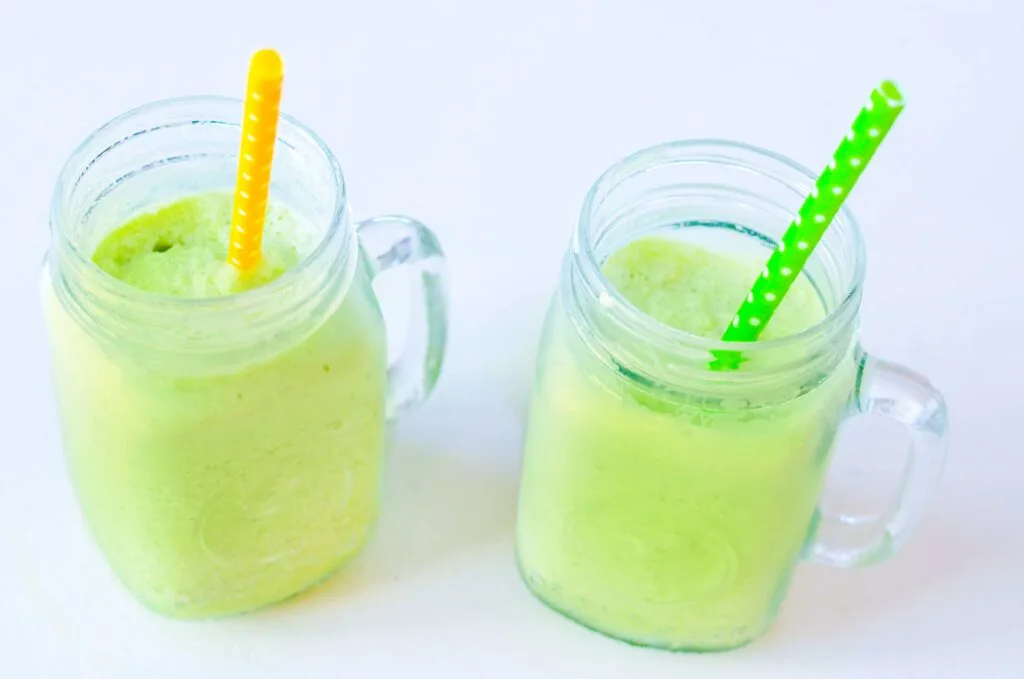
[517,238,854,649]
[516,140,948,652]
[45,193,387,617]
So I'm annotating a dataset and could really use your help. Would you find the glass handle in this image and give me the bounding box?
[809,346,949,567]
[357,215,448,419]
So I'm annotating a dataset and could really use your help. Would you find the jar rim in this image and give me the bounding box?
[49,94,351,312]
[573,138,867,362]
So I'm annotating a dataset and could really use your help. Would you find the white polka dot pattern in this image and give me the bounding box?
[716,80,905,357]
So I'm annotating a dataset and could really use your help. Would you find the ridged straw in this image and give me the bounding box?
[227,49,284,272]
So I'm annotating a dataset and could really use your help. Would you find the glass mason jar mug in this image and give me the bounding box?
[516,140,948,651]
[42,98,448,618]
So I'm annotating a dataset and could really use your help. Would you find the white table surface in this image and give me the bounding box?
[1,1,1021,677]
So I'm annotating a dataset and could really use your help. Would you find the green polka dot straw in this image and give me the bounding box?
[717,80,905,361]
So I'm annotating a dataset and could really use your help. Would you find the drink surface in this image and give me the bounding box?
[91,192,307,297]
[601,236,822,340]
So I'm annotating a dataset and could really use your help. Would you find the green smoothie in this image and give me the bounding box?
[90,192,306,297]
[44,192,387,617]
[516,237,855,650]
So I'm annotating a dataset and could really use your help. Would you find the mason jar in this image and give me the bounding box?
[43,97,448,618]
[516,140,948,651]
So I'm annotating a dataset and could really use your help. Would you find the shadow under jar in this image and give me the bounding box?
[515,140,948,651]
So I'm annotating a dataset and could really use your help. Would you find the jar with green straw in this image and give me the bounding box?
[515,81,949,652]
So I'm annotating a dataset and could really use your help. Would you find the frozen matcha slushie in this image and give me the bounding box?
[45,192,387,617]
[517,237,856,650]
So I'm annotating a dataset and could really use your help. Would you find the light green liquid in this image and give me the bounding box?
[517,237,855,650]
[90,191,306,297]
[45,193,387,617]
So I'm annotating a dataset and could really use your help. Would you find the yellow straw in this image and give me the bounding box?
[227,49,284,272]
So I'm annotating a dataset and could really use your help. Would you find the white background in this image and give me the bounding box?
[1,1,1021,677]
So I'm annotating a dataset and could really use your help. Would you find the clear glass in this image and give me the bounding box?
[516,140,948,651]
[41,97,448,618]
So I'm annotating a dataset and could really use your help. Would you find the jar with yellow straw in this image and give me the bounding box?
[42,50,448,617]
